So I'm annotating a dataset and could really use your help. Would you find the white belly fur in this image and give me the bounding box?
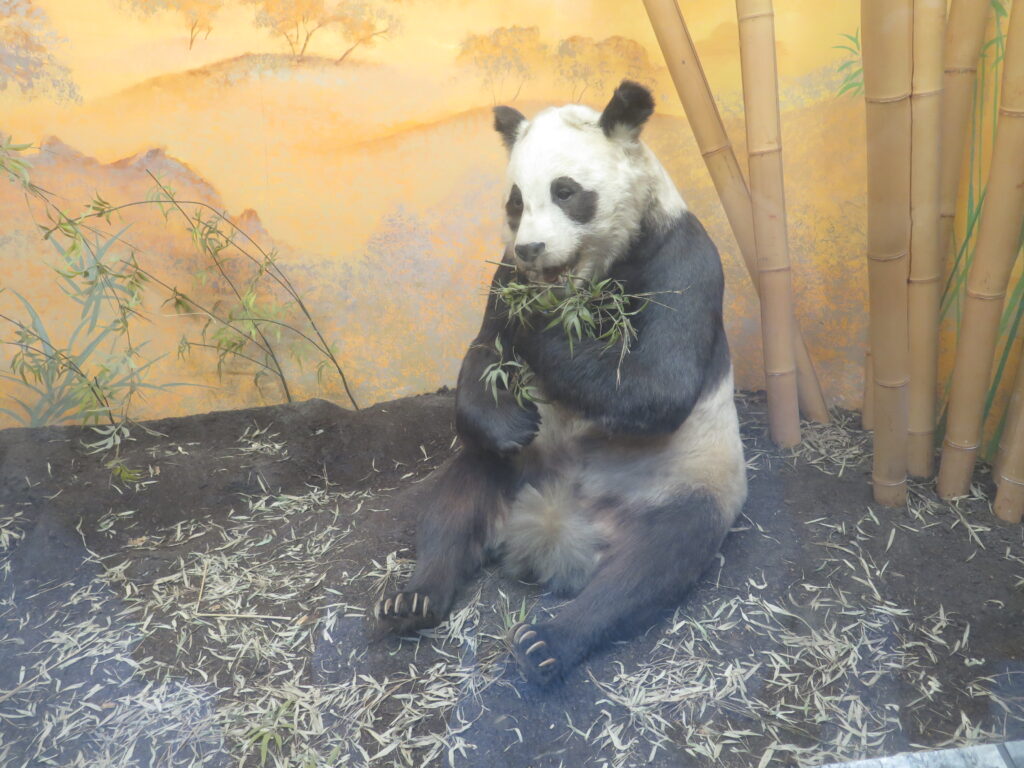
[495,368,747,594]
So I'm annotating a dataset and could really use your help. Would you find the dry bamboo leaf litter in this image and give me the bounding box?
[1,406,1021,767]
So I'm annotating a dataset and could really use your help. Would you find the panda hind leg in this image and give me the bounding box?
[510,492,729,685]
[376,449,513,635]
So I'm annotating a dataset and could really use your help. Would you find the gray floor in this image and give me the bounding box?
[821,741,1024,768]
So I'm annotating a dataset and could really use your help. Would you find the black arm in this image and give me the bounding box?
[514,213,731,435]
[455,254,540,455]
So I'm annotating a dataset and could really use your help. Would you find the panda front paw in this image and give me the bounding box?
[375,590,443,634]
[510,622,562,685]
[456,394,540,456]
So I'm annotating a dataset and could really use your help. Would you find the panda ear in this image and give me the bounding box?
[493,106,527,153]
[599,80,655,142]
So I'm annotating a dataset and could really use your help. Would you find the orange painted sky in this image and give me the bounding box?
[24,0,857,103]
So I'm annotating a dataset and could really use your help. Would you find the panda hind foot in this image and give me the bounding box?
[510,622,561,685]
[375,590,442,634]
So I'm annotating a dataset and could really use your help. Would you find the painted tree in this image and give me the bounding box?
[457,26,548,103]
[0,0,79,101]
[122,0,223,49]
[243,0,398,61]
[556,35,658,102]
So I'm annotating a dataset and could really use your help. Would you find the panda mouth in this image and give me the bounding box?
[534,256,580,285]
[541,266,570,284]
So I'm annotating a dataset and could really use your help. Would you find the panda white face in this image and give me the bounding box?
[495,83,686,286]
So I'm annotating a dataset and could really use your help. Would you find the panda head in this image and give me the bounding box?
[493,80,684,285]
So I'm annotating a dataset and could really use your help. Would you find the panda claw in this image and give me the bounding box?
[526,640,547,656]
[375,591,442,633]
[511,622,532,644]
[510,622,562,685]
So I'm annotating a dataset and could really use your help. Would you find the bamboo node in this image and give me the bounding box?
[700,143,731,159]
[757,264,793,275]
[965,287,1007,302]
[765,368,797,378]
[939,212,955,220]
[998,474,1024,488]
[736,10,774,22]
[867,249,909,263]
[942,438,979,452]
[907,428,934,437]
[748,145,781,158]
[944,66,978,75]
[908,274,942,285]
[871,475,907,488]
[865,92,911,104]
[911,87,942,98]
[874,377,910,389]
[999,107,1024,118]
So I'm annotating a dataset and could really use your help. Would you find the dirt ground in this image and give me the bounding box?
[1,391,1022,768]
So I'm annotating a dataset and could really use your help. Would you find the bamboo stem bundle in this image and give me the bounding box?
[862,0,913,506]
[735,0,800,447]
[995,352,1024,523]
[937,0,1024,500]
[939,0,992,264]
[641,0,829,425]
[907,0,946,478]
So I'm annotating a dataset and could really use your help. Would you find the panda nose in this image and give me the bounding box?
[515,242,545,262]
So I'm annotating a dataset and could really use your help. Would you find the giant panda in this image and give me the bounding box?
[376,80,747,686]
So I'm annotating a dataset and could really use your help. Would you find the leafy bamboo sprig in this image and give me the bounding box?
[479,335,541,408]
[483,268,682,402]
[494,274,651,360]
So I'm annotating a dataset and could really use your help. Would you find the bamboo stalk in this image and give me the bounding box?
[907,0,946,478]
[735,0,800,447]
[995,351,1024,523]
[937,0,1024,500]
[641,0,829,424]
[862,350,875,430]
[939,0,993,264]
[863,0,913,506]
[995,341,1024,480]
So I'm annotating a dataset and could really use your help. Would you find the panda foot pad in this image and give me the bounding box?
[375,591,440,633]
[510,622,560,685]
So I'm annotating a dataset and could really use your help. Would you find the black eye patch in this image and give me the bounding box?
[550,176,597,224]
[505,184,523,232]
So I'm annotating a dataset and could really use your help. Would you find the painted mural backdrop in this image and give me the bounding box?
[0,0,866,427]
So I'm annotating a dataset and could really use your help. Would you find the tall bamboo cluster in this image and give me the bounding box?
[735,0,800,447]
[938,0,1024,501]
[643,0,1024,520]
[862,0,913,506]
[641,0,829,440]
